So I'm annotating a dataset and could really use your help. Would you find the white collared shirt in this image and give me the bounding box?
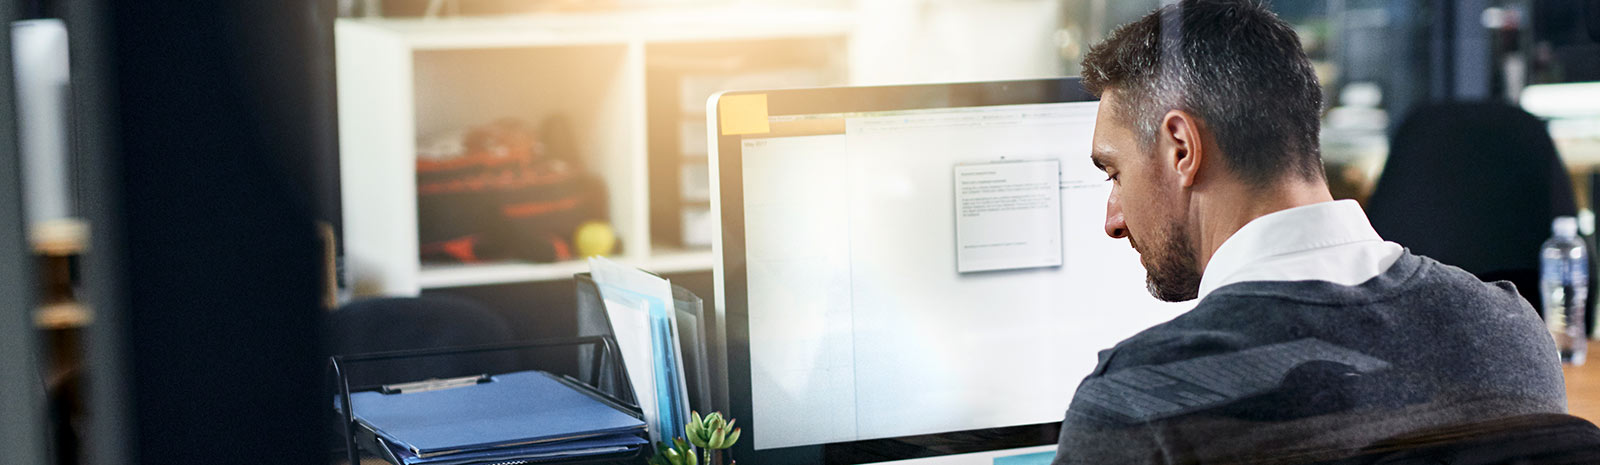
[1196,199,1405,301]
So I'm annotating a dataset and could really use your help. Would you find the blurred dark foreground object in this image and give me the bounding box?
[1317,413,1600,464]
[1366,102,1577,312]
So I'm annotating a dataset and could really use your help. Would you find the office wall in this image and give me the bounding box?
[849,0,1064,85]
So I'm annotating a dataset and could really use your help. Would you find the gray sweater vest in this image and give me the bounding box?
[1052,251,1567,464]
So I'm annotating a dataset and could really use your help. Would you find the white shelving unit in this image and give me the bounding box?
[336,6,853,296]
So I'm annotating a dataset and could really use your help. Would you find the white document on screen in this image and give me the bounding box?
[954,160,1063,273]
[738,102,1194,450]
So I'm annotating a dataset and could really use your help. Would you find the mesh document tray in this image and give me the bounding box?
[329,336,647,465]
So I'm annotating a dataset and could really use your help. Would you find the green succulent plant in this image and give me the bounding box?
[651,411,742,465]
[686,411,741,450]
[647,438,698,465]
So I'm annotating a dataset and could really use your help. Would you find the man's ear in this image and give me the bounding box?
[1160,110,1205,188]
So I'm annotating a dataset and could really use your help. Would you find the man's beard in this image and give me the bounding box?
[1133,222,1202,302]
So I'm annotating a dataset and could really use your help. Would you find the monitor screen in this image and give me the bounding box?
[711,80,1192,463]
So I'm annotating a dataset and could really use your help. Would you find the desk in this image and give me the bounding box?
[330,364,1600,465]
[1566,361,1600,422]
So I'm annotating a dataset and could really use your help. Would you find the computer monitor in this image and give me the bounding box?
[708,79,1191,464]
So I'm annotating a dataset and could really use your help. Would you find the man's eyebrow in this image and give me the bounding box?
[1089,150,1112,172]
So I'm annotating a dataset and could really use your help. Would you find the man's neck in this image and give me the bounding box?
[1191,179,1334,273]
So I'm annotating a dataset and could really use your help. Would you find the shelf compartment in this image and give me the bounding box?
[335,8,851,295]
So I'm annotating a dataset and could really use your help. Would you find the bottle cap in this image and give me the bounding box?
[1554,216,1579,238]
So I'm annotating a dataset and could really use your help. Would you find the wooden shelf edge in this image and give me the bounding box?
[417,250,714,289]
[344,6,855,50]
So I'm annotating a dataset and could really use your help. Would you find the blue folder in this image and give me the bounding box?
[349,370,646,458]
[385,432,647,465]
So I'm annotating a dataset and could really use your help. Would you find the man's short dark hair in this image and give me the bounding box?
[1081,0,1325,186]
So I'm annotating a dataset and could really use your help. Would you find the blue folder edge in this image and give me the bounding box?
[344,370,646,457]
[362,418,644,459]
[386,433,647,465]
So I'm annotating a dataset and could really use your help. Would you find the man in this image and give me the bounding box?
[1053,1,1568,463]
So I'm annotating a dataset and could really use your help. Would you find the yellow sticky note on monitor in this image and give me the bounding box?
[719,94,770,136]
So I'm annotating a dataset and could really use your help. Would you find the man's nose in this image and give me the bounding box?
[1105,190,1128,239]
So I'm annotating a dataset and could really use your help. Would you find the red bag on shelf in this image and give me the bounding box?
[417,117,610,264]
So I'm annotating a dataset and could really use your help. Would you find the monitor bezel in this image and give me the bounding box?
[709,78,1098,465]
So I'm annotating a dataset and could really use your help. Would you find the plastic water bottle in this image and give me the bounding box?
[1541,216,1588,365]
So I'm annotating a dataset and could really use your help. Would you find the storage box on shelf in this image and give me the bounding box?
[335,6,852,295]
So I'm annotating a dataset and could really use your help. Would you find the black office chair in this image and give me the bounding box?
[1319,413,1600,464]
[1365,102,1577,312]
[327,294,520,387]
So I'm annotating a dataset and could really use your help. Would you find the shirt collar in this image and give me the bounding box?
[1195,199,1385,300]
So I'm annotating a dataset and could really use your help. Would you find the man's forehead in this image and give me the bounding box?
[1093,91,1125,125]
[1089,90,1127,172]
[1093,87,1131,127]
[1097,87,1122,104]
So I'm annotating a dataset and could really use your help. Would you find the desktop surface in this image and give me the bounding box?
[1565,361,1600,423]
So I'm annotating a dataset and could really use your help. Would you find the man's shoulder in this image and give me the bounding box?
[1057,252,1566,464]
[1204,251,1529,313]
[1402,253,1530,305]
[1096,251,1538,374]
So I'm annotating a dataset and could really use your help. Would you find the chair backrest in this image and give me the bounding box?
[1366,102,1577,309]
[1323,413,1600,464]
[328,295,518,387]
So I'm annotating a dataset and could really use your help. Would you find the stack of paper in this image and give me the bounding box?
[348,370,647,465]
[587,257,692,445]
